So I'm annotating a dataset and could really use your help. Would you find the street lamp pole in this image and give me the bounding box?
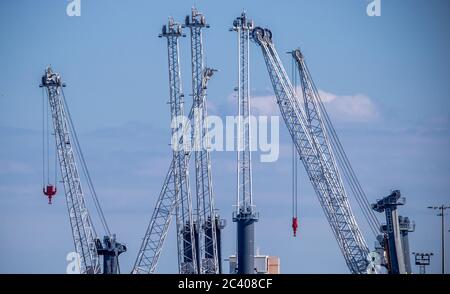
[428,205,449,274]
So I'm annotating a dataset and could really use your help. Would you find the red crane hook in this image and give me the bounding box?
[43,185,57,204]
[292,217,298,237]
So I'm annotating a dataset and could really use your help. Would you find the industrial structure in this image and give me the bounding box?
[230,12,259,275]
[251,22,372,274]
[228,251,280,274]
[372,190,415,274]
[186,9,221,274]
[133,8,223,274]
[36,9,424,275]
[231,13,415,274]
[40,67,126,274]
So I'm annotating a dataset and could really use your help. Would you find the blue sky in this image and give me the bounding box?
[0,0,449,273]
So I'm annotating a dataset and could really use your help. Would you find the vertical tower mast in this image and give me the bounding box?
[161,19,197,274]
[185,8,220,274]
[231,12,258,275]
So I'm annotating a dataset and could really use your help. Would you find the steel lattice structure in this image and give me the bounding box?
[133,159,179,274]
[251,27,370,274]
[41,67,101,274]
[234,13,254,215]
[231,12,259,274]
[133,15,218,274]
[186,8,220,274]
[161,19,197,274]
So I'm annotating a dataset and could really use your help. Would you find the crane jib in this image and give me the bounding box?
[251,26,370,274]
[40,67,126,274]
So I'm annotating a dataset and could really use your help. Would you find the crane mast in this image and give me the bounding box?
[40,67,126,274]
[41,67,100,274]
[133,11,222,274]
[251,26,370,274]
[231,12,259,274]
[185,8,220,274]
[160,19,198,274]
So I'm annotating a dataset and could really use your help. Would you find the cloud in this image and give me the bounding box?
[226,89,378,121]
[227,93,279,115]
[250,95,279,115]
[318,90,379,122]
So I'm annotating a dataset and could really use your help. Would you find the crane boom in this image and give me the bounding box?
[133,161,178,274]
[185,8,220,274]
[40,67,126,274]
[132,68,217,274]
[132,70,217,274]
[41,67,100,274]
[251,27,370,274]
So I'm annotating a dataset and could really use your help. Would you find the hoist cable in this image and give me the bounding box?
[42,87,46,187]
[46,90,50,185]
[291,57,298,219]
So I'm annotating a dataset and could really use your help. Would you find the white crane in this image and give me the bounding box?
[185,7,221,274]
[251,25,379,274]
[40,67,126,274]
[133,11,222,274]
[230,12,259,274]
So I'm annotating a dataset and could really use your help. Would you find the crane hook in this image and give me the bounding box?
[43,185,57,204]
[292,217,298,237]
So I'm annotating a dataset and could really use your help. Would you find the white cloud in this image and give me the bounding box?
[250,95,279,115]
[227,93,279,115]
[318,90,379,122]
[229,89,379,122]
